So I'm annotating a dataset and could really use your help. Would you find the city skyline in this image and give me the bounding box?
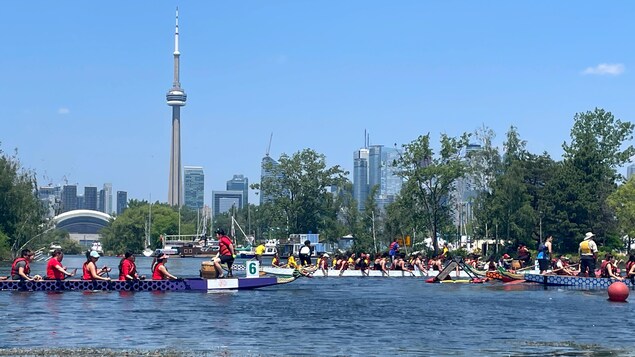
[3,3,635,207]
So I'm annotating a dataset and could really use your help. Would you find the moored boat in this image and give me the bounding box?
[524,273,634,289]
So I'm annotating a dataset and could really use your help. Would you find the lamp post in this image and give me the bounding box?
[539,211,543,244]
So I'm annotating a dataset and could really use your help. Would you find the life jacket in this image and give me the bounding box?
[389,242,398,252]
[219,236,232,256]
[11,257,30,278]
[82,262,92,280]
[601,262,616,278]
[272,257,280,266]
[626,261,635,275]
[152,262,165,280]
[579,241,592,255]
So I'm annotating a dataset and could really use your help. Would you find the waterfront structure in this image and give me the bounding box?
[117,191,128,215]
[61,185,78,213]
[628,164,635,180]
[167,8,187,206]
[212,190,243,216]
[259,156,279,205]
[184,166,204,210]
[227,174,249,208]
[53,209,112,249]
[84,186,98,211]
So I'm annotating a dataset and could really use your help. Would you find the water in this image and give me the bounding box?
[1,255,634,356]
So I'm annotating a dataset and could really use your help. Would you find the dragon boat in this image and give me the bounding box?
[524,273,634,289]
[0,270,304,292]
[261,266,475,278]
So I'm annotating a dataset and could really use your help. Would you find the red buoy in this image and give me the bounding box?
[607,281,629,302]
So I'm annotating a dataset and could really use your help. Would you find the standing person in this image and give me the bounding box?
[82,251,111,281]
[298,240,312,266]
[119,251,143,280]
[254,242,266,265]
[11,249,42,281]
[389,238,400,263]
[151,253,177,280]
[537,236,553,274]
[46,249,75,280]
[578,232,598,277]
[212,228,236,278]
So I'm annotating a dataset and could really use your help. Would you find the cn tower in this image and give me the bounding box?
[166,7,187,206]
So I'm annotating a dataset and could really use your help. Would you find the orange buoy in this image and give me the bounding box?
[607,281,629,302]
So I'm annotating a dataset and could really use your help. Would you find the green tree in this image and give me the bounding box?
[0,147,45,258]
[607,177,635,250]
[396,133,470,255]
[252,148,348,236]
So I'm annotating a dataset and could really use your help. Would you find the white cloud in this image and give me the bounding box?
[58,107,70,115]
[582,63,625,76]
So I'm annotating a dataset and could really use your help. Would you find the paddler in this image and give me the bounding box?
[151,253,178,280]
[46,249,75,280]
[82,250,111,281]
[272,252,282,267]
[254,241,266,265]
[11,249,42,281]
[119,251,143,280]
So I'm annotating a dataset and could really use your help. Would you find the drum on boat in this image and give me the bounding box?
[511,260,521,270]
[200,261,217,279]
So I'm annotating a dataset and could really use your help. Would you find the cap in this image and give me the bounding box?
[323,253,330,258]
[503,254,510,259]
[89,251,100,258]
[215,228,225,235]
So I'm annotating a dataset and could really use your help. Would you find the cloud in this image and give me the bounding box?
[582,63,625,76]
[58,107,70,115]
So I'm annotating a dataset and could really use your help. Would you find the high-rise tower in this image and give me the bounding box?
[167,8,187,206]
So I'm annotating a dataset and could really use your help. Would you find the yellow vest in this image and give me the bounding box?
[579,241,592,255]
[255,245,265,255]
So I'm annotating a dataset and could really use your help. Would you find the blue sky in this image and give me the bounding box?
[2,2,634,206]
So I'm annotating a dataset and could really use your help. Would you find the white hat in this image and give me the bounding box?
[323,253,330,258]
[584,232,595,240]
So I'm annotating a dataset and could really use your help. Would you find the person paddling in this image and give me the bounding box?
[119,251,143,280]
[46,249,75,280]
[82,250,111,281]
[11,249,42,281]
[151,253,177,280]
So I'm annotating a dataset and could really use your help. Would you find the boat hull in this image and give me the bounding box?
[0,277,290,292]
[524,274,634,289]
[261,266,473,278]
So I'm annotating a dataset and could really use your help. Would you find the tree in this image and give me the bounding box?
[396,133,470,255]
[607,177,635,250]
[252,148,348,236]
[547,108,634,251]
[0,147,45,259]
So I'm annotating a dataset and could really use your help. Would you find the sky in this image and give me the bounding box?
[2,1,635,206]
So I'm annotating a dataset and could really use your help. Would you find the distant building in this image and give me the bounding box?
[184,166,205,210]
[353,148,369,211]
[227,174,249,208]
[102,183,113,214]
[84,186,97,211]
[212,190,243,216]
[61,185,78,212]
[117,191,128,215]
[53,209,113,249]
[628,164,635,180]
[76,195,84,210]
[354,144,403,212]
[38,186,62,218]
[259,156,279,205]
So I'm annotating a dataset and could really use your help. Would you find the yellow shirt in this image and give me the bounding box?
[255,245,265,255]
[288,256,297,268]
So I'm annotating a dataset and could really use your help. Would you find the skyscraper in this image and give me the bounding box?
[102,183,112,214]
[227,174,249,208]
[61,185,78,212]
[117,191,128,215]
[212,191,243,216]
[167,8,187,206]
[84,186,98,211]
[259,156,279,205]
[353,148,369,211]
[184,166,204,209]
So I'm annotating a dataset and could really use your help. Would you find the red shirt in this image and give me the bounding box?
[219,235,233,256]
[46,258,65,280]
[152,262,166,280]
[119,259,136,280]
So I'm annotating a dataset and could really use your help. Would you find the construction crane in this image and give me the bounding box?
[265,132,273,157]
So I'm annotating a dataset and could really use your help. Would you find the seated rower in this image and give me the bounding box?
[553,255,577,276]
[626,254,635,279]
[413,253,428,276]
[287,254,298,269]
[119,251,143,280]
[11,249,42,281]
[151,253,178,280]
[601,255,623,281]
[272,253,283,268]
[46,249,75,280]
[318,253,330,276]
[82,251,111,281]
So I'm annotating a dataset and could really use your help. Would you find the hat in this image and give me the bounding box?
[157,253,168,259]
[89,251,100,258]
[323,253,330,258]
[584,232,595,240]
[502,254,510,259]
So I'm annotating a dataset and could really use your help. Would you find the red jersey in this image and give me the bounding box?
[119,259,136,280]
[219,235,233,256]
[152,262,166,280]
[46,258,65,280]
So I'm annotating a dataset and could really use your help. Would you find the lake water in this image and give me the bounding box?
[1,255,634,356]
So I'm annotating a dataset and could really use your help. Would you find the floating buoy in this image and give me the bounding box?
[607,281,629,302]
